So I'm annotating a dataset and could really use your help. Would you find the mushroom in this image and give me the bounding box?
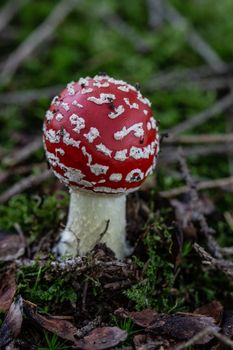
[43,75,159,259]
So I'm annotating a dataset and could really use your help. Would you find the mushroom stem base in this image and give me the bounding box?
[56,189,131,259]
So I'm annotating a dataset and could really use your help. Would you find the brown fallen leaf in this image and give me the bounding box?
[115,308,158,328]
[194,301,223,324]
[74,327,128,350]
[134,334,151,350]
[0,264,16,312]
[0,296,23,347]
[23,300,78,343]
[133,333,169,350]
[148,312,220,345]
[0,231,25,261]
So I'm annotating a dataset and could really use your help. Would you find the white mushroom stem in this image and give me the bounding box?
[56,189,131,259]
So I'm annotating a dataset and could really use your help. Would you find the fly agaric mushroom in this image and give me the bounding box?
[43,75,159,259]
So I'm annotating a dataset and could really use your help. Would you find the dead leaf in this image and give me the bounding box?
[74,327,128,350]
[0,296,23,347]
[23,300,78,343]
[115,308,158,328]
[0,264,16,312]
[0,231,25,261]
[148,312,220,345]
[194,301,223,324]
[133,333,169,350]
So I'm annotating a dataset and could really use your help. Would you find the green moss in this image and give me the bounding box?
[176,241,232,309]
[126,217,182,312]
[0,192,68,242]
[17,261,78,307]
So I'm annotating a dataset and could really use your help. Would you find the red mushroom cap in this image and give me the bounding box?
[43,75,159,194]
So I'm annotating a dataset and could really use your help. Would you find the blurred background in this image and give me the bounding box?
[0,0,233,230]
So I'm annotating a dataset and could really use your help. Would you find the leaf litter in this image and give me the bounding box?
[0,263,17,312]
[0,230,25,262]
[0,296,23,348]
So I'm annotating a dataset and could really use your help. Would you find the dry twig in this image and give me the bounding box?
[164,1,226,73]
[177,149,222,258]
[146,0,164,29]
[194,243,233,280]
[16,257,127,273]
[146,64,233,91]
[103,13,151,54]
[173,326,233,350]
[0,0,80,83]
[0,164,35,185]
[0,86,61,105]
[2,137,42,167]
[167,90,233,136]
[178,76,233,91]
[0,169,52,204]
[150,76,233,91]
[163,1,232,139]
[160,175,233,198]
[75,317,101,339]
[220,246,233,258]
[164,133,233,144]
[0,0,29,33]
[160,144,233,165]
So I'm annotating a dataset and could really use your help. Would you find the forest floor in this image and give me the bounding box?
[1,0,233,349]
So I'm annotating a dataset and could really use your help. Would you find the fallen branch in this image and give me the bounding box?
[75,317,101,339]
[164,133,233,144]
[146,63,233,91]
[160,176,233,198]
[0,169,52,204]
[150,76,233,91]
[177,149,222,258]
[103,13,151,54]
[160,143,233,164]
[2,137,42,167]
[16,257,127,273]
[174,326,233,350]
[0,164,35,185]
[176,76,233,91]
[167,90,233,136]
[220,246,233,258]
[0,86,61,105]
[146,0,164,29]
[0,0,80,83]
[0,0,29,33]
[164,1,226,73]
[194,243,233,280]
